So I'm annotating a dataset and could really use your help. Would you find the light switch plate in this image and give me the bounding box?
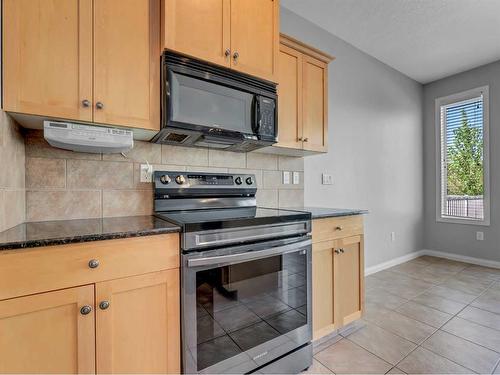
[293,172,300,185]
[322,174,333,185]
[140,163,153,183]
[283,171,290,185]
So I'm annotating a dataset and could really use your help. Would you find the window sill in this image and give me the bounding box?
[436,216,490,226]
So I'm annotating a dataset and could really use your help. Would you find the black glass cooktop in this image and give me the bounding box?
[155,207,311,232]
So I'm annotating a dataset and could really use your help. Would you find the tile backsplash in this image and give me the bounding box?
[25,130,304,221]
[0,112,25,231]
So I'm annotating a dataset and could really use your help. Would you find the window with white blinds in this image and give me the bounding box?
[436,86,490,225]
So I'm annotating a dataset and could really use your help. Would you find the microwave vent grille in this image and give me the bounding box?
[163,132,189,143]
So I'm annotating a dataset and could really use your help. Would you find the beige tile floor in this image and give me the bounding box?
[306,256,500,374]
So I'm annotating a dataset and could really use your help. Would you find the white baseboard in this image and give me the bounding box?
[365,250,426,275]
[420,249,500,269]
[365,249,500,275]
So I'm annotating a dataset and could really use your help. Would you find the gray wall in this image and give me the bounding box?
[281,8,425,268]
[423,60,500,262]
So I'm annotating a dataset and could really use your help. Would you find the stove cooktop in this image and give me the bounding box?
[155,207,311,232]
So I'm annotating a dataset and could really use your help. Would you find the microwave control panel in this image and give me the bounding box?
[258,97,276,138]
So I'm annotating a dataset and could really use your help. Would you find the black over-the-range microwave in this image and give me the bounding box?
[151,51,278,152]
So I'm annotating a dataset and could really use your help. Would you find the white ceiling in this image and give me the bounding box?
[282,0,500,84]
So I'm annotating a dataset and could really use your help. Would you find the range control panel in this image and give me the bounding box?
[154,171,255,189]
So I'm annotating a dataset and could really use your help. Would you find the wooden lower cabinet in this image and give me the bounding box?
[96,270,180,374]
[0,285,96,374]
[312,216,364,340]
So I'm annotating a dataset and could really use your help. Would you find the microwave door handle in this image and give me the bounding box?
[253,97,261,134]
[187,239,311,268]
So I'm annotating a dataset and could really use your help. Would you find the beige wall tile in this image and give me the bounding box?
[0,113,25,189]
[26,157,66,189]
[26,190,101,221]
[247,152,278,170]
[103,140,161,164]
[228,168,263,188]
[67,160,133,189]
[278,189,304,208]
[162,145,208,166]
[209,149,246,168]
[278,155,304,171]
[263,170,281,189]
[0,190,4,231]
[3,189,25,229]
[25,130,101,161]
[103,190,153,217]
[256,189,278,208]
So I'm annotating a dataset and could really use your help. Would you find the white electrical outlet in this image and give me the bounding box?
[283,171,291,185]
[140,163,153,183]
[322,174,333,185]
[391,232,396,242]
[293,172,300,185]
[476,231,484,241]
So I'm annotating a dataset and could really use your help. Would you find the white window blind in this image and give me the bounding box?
[436,86,490,225]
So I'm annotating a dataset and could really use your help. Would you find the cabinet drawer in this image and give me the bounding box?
[312,215,363,243]
[0,234,179,301]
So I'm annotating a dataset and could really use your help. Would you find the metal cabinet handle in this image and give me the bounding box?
[96,102,104,109]
[303,138,309,142]
[82,99,91,108]
[99,301,110,310]
[335,226,343,231]
[80,305,92,315]
[334,249,340,254]
[298,137,304,141]
[233,51,239,60]
[225,48,231,57]
[88,259,100,269]
[339,248,345,254]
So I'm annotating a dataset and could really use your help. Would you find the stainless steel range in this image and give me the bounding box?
[154,171,313,374]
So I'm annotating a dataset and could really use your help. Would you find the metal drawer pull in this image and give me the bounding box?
[80,305,92,315]
[187,239,312,267]
[335,226,343,231]
[99,301,110,310]
[88,259,100,269]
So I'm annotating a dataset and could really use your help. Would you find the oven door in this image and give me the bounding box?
[182,237,312,374]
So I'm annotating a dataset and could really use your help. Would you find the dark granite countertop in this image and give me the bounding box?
[0,216,180,251]
[283,207,368,219]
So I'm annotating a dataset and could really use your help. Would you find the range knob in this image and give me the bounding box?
[175,175,186,185]
[246,177,253,185]
[235,177,243,185]
[160,175,171,185]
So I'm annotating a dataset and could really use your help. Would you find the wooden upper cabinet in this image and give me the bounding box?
[96,270,180,374]
[94,0,160,131]
[2,0,93,121]
[0,285,95,374]
[277,44,303,149]
[163,0,231,67]
[302,56,328,152]
[230,0,279,82]
[277,34,333,153]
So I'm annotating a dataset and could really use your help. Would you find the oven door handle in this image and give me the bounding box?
[186,239,311,268]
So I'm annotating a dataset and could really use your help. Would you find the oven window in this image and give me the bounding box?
[195,251,308,371]
[170,71,253,134]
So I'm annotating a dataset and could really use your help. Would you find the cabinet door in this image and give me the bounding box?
[0,285,95,374]
[230,0,279,81]
[96,269,180,374]
[312,241,335,340]
[163,0,230,67]
[2,0,92,121]
[277,44,303,149]
[302,55,328,152]
[94,0,160,130]
[334,236,364,327]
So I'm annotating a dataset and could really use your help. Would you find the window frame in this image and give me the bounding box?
[435,85,490,226]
